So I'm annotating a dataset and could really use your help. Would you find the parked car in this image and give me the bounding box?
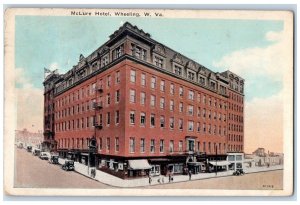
[39,152,50,160]
[233,169,245,176]
[49,155,59,164]
[26,146,32,152]
[17,143,23,149]
[32,148,41,156]
[62,159,74,171]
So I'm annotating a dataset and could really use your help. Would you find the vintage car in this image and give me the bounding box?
[39,152,50,160]
[49,155,59,164]
[62,159,75,171]
[26,146,32,152]
[233,169,245,176]
[32,148,41,156]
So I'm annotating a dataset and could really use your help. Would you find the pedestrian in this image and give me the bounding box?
[169,174,171,183]
[188,170,192,180]
[149,175,152,185]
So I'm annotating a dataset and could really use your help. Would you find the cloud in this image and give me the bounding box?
[213,30,290,153]
[16,67,44,132]
[244,91,283,153]
[213,30,287,82]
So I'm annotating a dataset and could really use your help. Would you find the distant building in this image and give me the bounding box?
[15,129,43,148]
[43,22,245,178]
[245,148,284,168]
[252,148,266,157]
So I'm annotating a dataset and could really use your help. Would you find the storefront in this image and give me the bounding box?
[127,159,152,177]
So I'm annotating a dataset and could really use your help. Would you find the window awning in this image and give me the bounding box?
[128,159,152,170]
[209,161,232,166]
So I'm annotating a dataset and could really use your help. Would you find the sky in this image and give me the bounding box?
[15,16,286,153]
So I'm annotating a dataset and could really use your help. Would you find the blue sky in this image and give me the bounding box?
[15,16,283,102]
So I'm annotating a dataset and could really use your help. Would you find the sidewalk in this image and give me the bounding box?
[58,158,283,188]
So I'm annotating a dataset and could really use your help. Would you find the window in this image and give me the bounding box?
[150,139,155,153]
[151,77,156,89]
[188,121,194,131]
[129,137,135,153]
[150,114,155,127]
[141,73,146,86]
[140,92,146,105]
[197,122,200,132]
[132,44,146,60]
[210,81,216,89]
[179,141,183,152]
[187,71,195,81]
[203,123,206,133]
[115,137,119,152]
[174,65,182,76]
[169,140,174,153]
[179,102,183,113]
[197,107,201,117]
[170,84,175,95]
[203,142,206,152]
[179,87,184,97]
[115,110,120,124]
[203,108,206,118]
[106,112,110,125]
[116,71,120,84]
[130,111,135,124]
[199,76,206,85]
[101,55,109,67]
[130,89,136,103]
[160,116,165,128]
[169,117,174,129]
[179,119,183,130]
[188,90,194,100]
[154,56,163,68]
[160,98,165,109]
[160,80,165,92]
[115,90,120,103]
[114,45,124,59]
[160,140,164,153]
[106,138,110,151]
[140,138,145,153]
[197,141,200,152]
[170,100,174,111]
[107,75,111,87]
[150,95,156,107]
[130,70,136,83]
[140,112,146,126]
[106,93,110,105]
[188,105,194,116]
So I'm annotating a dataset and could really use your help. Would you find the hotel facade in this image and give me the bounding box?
[43,22,245,178]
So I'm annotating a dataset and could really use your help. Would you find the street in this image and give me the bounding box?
[149,170,283,189]
[14,147,283,190]
[14,148,110,188]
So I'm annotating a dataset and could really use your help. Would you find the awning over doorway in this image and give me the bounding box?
[128,159,152,170]
[209,161,232,166]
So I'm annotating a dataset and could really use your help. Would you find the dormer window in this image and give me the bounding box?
[199,76,206,85]
[187,71,195,81]
[154,56,163,68]
[174,65,182,76]
[113,44,124,60]
[210,81,216,90]
[101,55,109,67]
[132,44,147,61]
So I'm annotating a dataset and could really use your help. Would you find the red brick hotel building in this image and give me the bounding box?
[43,22,245,178]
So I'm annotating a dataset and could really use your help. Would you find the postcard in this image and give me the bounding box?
[4,8,293,196]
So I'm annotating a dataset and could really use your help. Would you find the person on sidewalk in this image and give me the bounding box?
[188,170,192,180]
[169,174,171,183]
[149,175,152,185]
